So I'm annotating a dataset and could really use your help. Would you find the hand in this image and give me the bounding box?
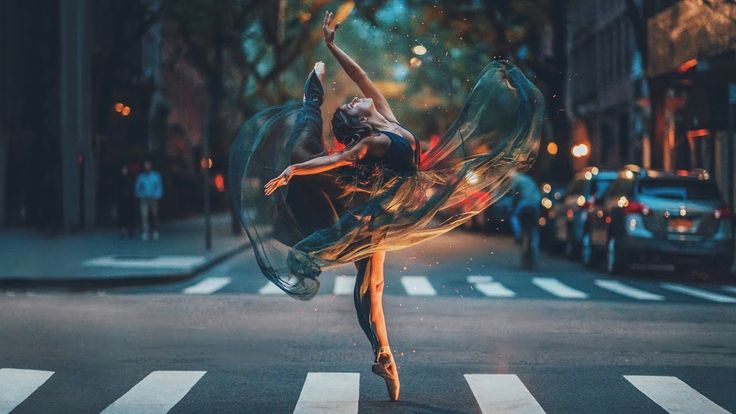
[314,61,325,81]
[263,167,292,196]
[322,11,339,45]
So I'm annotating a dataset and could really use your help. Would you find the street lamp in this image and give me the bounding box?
[571,143,590,158]
[412,45,427,56]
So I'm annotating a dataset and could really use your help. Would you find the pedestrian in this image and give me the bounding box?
[115,163,136,238]
[232,11,543,402]
[135,160,163,241]
[509,170,542,244]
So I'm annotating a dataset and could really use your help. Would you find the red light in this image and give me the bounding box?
[686,129,709,139]
[214,173,225,192]
[676,169,689,176]
[714,206,732,220]
[605,216,612,224]
[623,200,651,216]
[677,58,697,73]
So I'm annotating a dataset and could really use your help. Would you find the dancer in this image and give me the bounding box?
[229,11,544,402]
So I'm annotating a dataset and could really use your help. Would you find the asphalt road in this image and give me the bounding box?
[2,230,736,413]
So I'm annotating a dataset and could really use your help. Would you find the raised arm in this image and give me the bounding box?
[264,138,375,196]
[323,11,397,123]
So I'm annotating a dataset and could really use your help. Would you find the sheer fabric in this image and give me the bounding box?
[229,60,544,300]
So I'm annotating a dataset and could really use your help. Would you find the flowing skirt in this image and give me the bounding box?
[229,60,544,302]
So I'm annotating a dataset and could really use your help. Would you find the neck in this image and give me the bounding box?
[366,112,392,131]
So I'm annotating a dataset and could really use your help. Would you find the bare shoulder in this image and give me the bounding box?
[361,133,391,157]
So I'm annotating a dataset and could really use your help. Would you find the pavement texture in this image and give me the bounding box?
[2,230,736,413]
[0,213,248,285]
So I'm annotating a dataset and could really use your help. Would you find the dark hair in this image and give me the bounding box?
[331,107,373,146]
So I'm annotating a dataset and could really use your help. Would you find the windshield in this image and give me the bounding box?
[638,178,721,200]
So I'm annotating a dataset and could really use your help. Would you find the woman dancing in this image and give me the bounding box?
[230,11,544,402]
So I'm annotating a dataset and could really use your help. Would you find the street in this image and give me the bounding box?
[2,230,736,413]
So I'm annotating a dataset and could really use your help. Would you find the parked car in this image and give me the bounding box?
[549,167,617,258]
[539,181,566,250]
[582,167,734,274]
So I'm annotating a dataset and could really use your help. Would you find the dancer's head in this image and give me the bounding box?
[331,96,375,146]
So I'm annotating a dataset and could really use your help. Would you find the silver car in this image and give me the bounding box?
[550,167,617,258]
[584,168,734,274]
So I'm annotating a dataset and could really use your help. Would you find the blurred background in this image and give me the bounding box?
[0,0,734,235]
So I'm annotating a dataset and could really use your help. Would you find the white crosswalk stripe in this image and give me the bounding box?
[474,281,516,298]
[183,277,231,294]
[532,278,588,299]
[625,375,731,414]
[401,276,437,296]
[661,284,736,303]
[467,275,494,284]
[0,368,54,414]
[293,372,360,414]
[465,374,546,414]
[333,275,355,296]
[259,282,287,295]
[101,370,206,414]
[595,280,664,301]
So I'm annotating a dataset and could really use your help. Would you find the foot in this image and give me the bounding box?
[372,347,400,401]
[152,231,159,241]
[314,61,325,82]
[141,232,149,241]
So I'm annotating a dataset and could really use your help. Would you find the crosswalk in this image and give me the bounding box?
[2,368,731,413]
[175,275,736,305]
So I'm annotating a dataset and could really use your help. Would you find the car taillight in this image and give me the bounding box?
[714,206,732,220]
[622,200,651,216]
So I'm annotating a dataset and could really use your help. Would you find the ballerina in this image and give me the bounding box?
[230,10,544,402]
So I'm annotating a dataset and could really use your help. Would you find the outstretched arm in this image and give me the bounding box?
[323,11,398,123]
[264,138,372,196]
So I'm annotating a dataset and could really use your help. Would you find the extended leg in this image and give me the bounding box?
[353,251,391,354]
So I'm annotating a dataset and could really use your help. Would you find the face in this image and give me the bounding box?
[340,96,374,118]
[144,161,152,171]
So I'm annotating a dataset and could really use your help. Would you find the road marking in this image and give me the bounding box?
[401,276,437,296]
[259,282,286,295]
[333,275,355,295]
[465,374,546,414]
[625,375,730,414]
[467,275,494,284]
[183,277,231,294]
[101,370,206,414]
[661,283,736,303]
[723,286,736,295]
[0,368,54,414]
[83,255,205,270]
[293,372,359,414]
[532,278,588,299]
[594,280,664,301]
[474,282,516,298]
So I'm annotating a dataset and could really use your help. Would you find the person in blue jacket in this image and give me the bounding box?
[135,160,163,241]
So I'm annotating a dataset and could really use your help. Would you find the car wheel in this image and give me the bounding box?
[605,236,628,274]
[581,231,597,267]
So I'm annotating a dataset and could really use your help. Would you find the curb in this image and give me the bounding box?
[0,241,250,290]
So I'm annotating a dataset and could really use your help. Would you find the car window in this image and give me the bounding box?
[638,178,721,200]
[567,179,585,196]
[604,179,627,198]
[591,179,612,199]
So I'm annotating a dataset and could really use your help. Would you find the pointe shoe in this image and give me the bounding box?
[372,347,400,401]
[314,61,325,82]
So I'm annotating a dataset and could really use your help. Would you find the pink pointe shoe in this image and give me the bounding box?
[372,346,400,401]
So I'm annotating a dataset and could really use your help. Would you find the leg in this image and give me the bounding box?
[150,200,159,239]
[354,251,400,401]
[140,199,150,239]
[367,251,390,350]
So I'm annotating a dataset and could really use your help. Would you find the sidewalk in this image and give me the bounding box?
[0,213,249,287]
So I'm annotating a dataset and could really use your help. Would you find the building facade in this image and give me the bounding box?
[566,0,647,171]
